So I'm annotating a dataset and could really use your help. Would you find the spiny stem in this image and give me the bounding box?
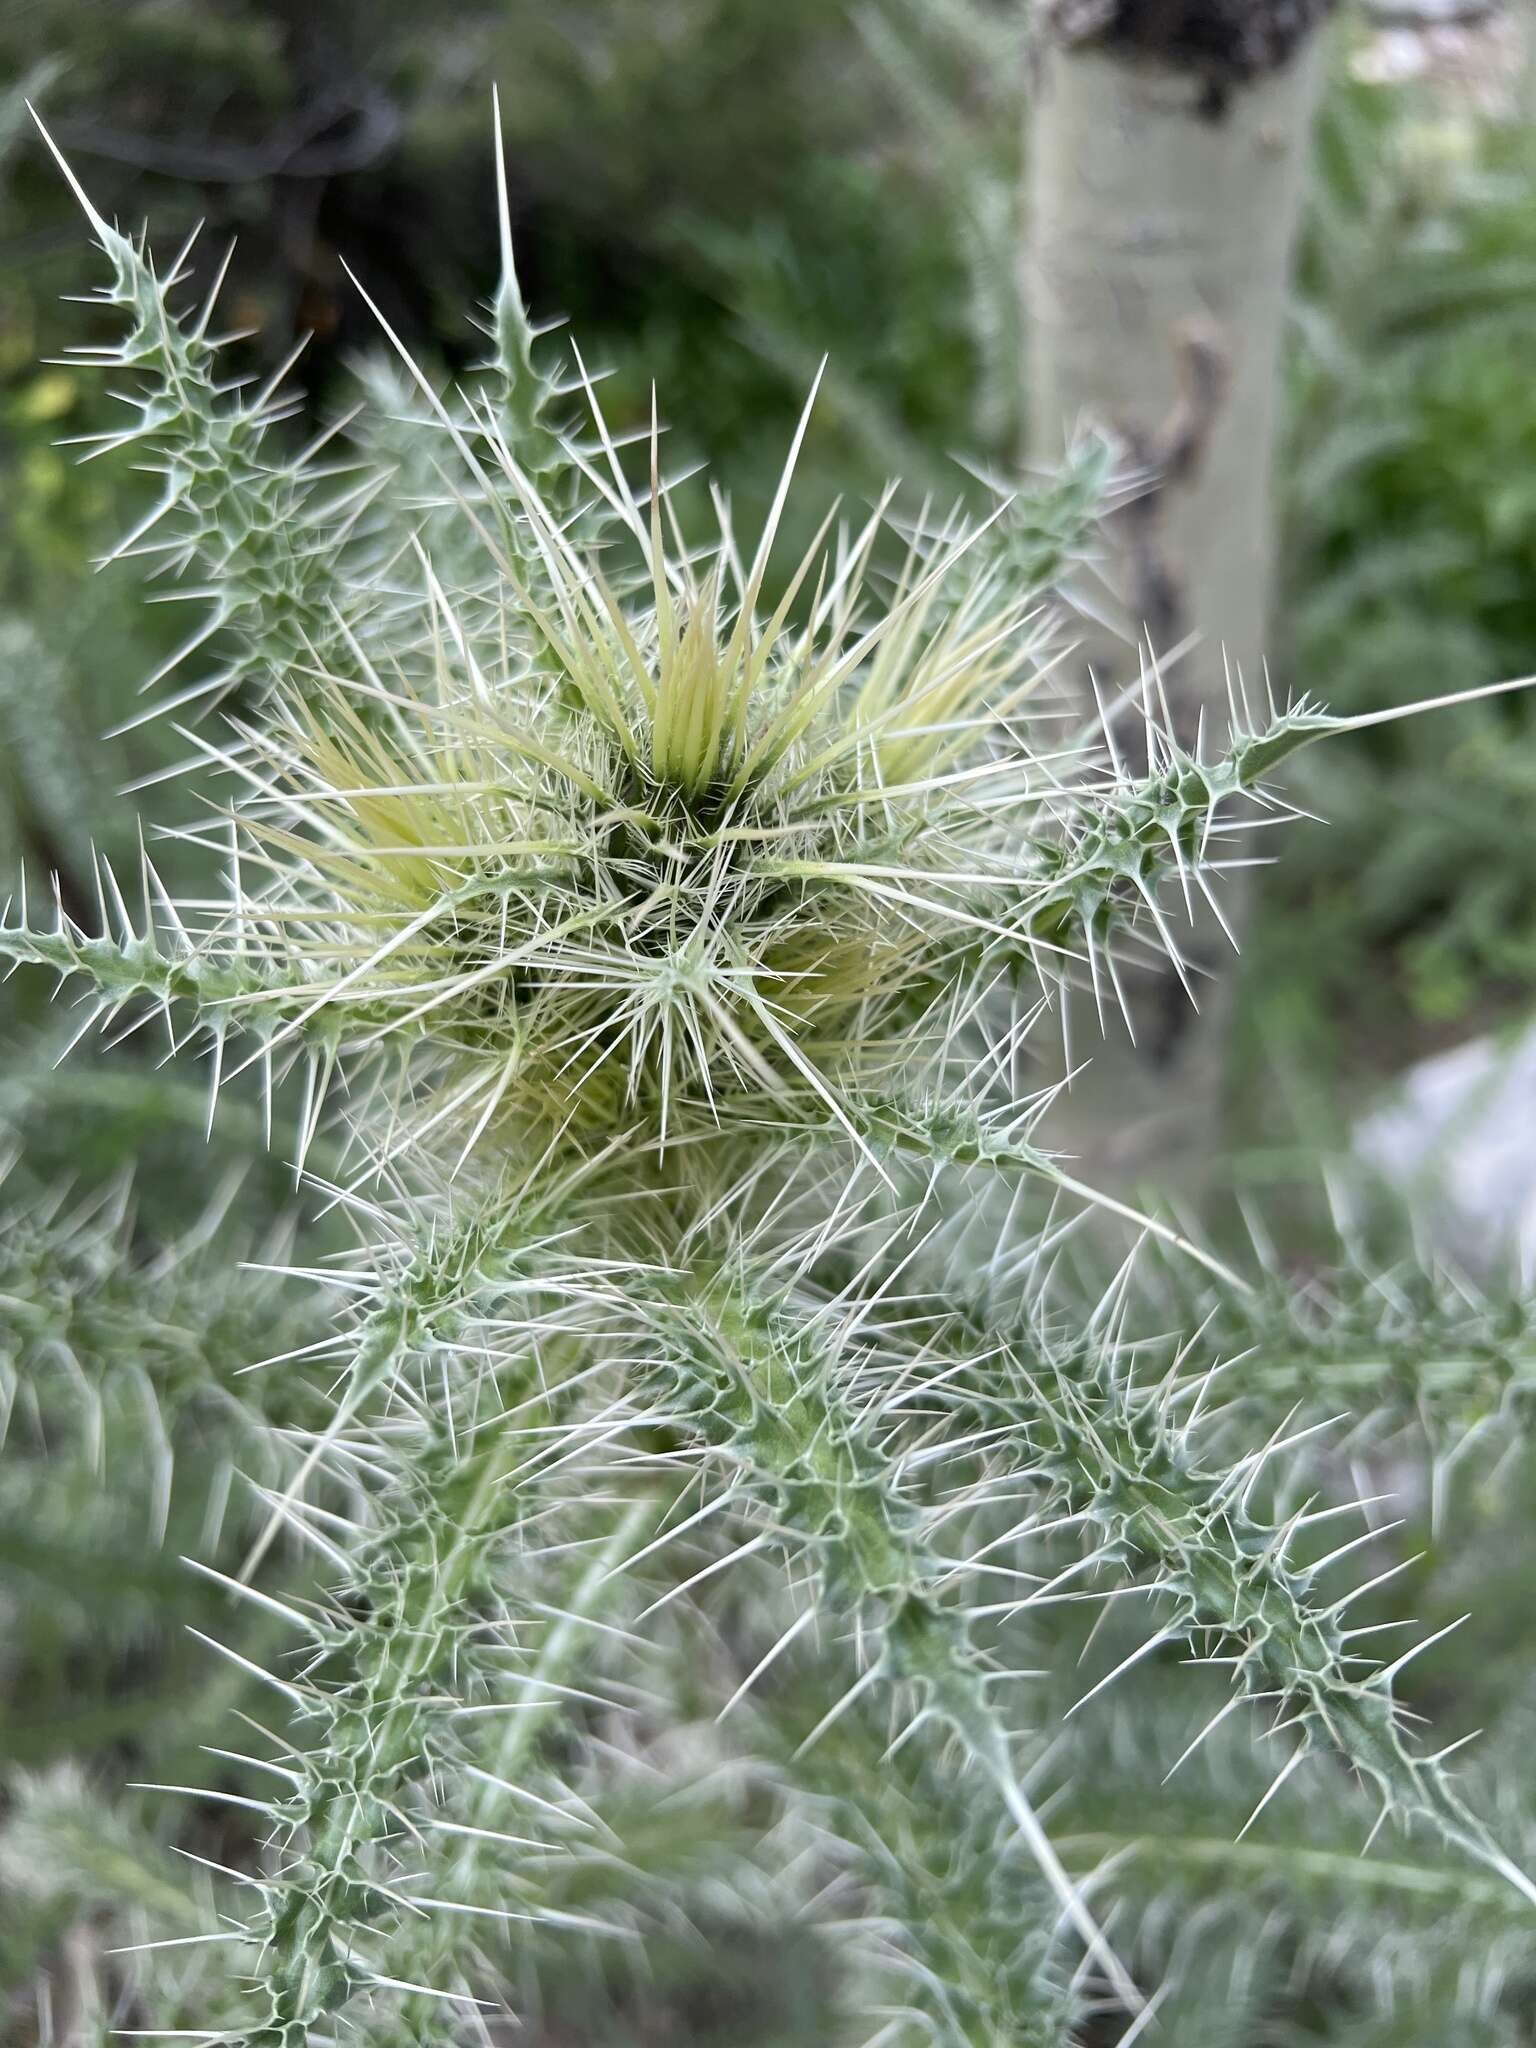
[923,1324,1536,1912]
[834,1088,1250,1291]
[31,110,350,715]
[632,1255,1143,2011]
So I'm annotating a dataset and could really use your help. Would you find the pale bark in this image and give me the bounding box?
[1024,3,1333,1182]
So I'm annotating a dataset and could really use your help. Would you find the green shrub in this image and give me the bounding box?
[1276,56,1536,1038]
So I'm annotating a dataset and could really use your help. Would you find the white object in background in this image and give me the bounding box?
[1357,1027,1536,1264]
[1364,1,1492,21]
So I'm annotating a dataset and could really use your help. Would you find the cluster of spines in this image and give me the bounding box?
[31,100,610,733]
[0,687,1365,1201]
[623,1248,1143,2008]
[231,1400,537,2048]
[169,1173,690,2047]
[211,1201,1128,2043]
[31,121,360,724]
[866,1286,1536,1912]
[1135,1227,1536,1471]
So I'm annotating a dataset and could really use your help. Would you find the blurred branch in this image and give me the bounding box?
[45,87,401,185]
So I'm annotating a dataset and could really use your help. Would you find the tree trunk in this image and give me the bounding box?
[1024,0,1336,1184]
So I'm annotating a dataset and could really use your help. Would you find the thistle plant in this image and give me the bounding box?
[9,102,1536,2048]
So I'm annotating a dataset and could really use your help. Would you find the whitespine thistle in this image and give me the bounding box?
[8,99,1536,2048]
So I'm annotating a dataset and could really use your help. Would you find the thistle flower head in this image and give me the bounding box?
[193,392,1072,1163]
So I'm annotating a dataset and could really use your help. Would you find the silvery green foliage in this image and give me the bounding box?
[0,1158,317,1594]
[7,105,1536,2048]
[1128,1214,1536,1468]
